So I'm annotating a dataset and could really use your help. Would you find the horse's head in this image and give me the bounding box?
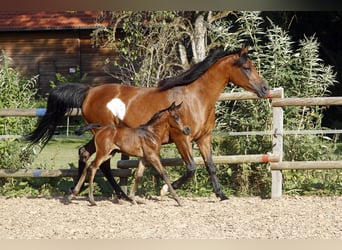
[167,102,191,135]
[229,46,270,98]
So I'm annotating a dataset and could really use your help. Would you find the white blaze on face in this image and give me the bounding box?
[106,98,126,120]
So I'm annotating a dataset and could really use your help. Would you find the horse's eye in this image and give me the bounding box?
[173,115,179,121]
[243,67,251,74]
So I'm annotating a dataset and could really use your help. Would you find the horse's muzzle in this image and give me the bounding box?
[256,82,270,98]
[183,127,191,135]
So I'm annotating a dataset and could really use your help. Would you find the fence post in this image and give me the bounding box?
[271,87,284,198]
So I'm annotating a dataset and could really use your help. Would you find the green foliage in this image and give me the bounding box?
[0,50,38,135]
[214,12,339,196]
[50,65,88,88]
[0,51,42,194]
[92,11,197,86]
[0,51,38,169]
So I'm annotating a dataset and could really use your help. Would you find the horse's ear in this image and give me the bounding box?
[170,101,176,109]
[240,46,249,56]
[175,101,183,109]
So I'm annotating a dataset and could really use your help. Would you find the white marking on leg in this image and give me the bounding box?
[160,184,169,198]
[106,98,126,120]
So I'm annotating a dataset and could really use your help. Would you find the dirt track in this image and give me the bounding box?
[0,195,341,239]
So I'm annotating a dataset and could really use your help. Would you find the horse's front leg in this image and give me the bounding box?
[196,134,228,201]
[161,137,196,195]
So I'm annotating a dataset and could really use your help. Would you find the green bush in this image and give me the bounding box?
[0,51,40,194]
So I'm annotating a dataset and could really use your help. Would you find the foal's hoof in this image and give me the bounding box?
[160,184,169,197]
[176,200,183,207]
[88,201,97,206]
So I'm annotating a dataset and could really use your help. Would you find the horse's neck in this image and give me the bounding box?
[190,59,229,104]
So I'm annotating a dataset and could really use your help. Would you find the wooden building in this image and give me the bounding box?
[0,11,117,95]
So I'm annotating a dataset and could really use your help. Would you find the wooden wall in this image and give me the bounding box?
[0,29,118,95]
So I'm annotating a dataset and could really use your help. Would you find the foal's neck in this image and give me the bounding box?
[143,115,169,143]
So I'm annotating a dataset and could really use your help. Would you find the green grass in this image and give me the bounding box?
[32,137,122,169]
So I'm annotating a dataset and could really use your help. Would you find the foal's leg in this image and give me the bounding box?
[129,159,146,204]
[87,148,113,205]
[196,134,228,201]
[78,138,131,202]
[73,139,95,193]
[147,154,182,206]
[87,160,100,206]
[67,161,91,202]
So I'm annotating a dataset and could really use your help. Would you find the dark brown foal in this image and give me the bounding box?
[68,102,190,206]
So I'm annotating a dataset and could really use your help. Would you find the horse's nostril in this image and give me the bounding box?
[183,127,191,135]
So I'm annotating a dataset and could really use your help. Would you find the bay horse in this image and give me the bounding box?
[26,46,270,201]
[68,102,189,206]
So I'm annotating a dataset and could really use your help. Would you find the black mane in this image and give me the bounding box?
[141,104,172,127]
[157,48,242,91]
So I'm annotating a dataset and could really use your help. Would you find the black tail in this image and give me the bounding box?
[25,83,90,148]
[75,123,102,136]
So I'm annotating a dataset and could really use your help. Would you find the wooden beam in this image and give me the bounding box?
[117,154,280,169]
[270,161,342,170]
[0,168,131,178]
[272,97,342,107]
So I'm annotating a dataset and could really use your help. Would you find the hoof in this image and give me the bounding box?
[176,200,183,207]
[220,195,229,201]
[66,194,74,203]
[160,184,169,197]
[89,201,97,206]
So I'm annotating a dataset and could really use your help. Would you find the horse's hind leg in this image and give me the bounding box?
[99,158,132,202]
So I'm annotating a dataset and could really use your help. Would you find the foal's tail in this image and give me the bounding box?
[75,123,102,136]
[25,83,90,148]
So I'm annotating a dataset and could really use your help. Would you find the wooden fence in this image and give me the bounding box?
[1,87,342,198]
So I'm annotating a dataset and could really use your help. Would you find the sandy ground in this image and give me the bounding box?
[0,195,341,239]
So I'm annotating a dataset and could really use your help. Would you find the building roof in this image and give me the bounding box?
[0,11,109,31]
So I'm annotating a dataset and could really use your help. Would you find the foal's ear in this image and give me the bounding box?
[175,101,183,110]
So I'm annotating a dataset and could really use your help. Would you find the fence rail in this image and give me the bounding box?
[117,154,281,169]
[1,87,342,198]
[0,168,131,178]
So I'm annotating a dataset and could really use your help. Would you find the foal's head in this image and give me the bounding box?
[166,102,191,135]
[148,102,190,136]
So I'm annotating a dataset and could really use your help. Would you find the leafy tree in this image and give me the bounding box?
[91,11,235,85]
